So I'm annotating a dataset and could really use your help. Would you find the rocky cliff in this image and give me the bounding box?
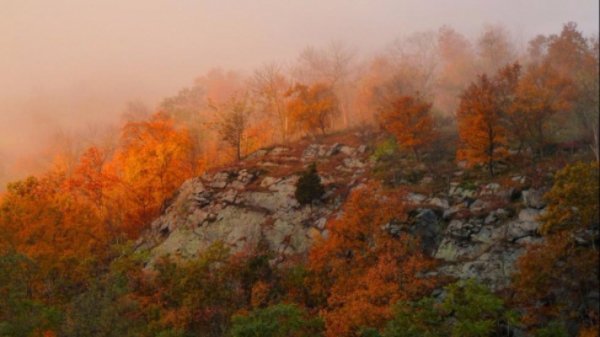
[138,130,373,262]
[138,129,553,290]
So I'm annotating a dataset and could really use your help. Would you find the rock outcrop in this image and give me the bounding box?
[431,182,545,290]
[138,131,373,263]
[138,130,550,290]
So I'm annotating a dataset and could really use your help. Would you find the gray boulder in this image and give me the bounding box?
[522,189,547,209]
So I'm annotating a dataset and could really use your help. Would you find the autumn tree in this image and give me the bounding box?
[540,162,599,235]
[159,68,249,171]
[512,62,574,157]
[0,167,115,294]
[525,22,599,160]
[309,184,436,337]
[513,162,599,334]
[494,63,529,151]
[65,146,122,237]
[378,95,436,161]
[293,42,356,127]
[547,24,600,162]
[286,83,339,135]
[456,74,508,176]
[573,38,599,162]
[359,33,439,121]
[115,113,194,237]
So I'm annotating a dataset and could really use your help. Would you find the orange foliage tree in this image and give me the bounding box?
[512,62,574,156]
[64,146,125,239]
[456,71,510,176]
[525,22,598,161]
[286,83,339,135]
[378,95,435,160]
[114,113,194,238]
[308,184,436,337]
[0,167,114,302]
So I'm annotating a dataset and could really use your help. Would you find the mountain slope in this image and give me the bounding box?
[138,128,552,290]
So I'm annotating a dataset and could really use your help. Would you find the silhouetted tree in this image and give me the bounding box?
[295,163,325,205]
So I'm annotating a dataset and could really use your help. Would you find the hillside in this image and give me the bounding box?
[2,123,596,337]
[138,128,568,291]
[1,10,599,337]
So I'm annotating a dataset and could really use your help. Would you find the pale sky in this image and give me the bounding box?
[0,0,598,174]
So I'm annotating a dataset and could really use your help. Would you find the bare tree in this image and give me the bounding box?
[387,31,439,98]
[215,94,252,161]
[251,62,290,142]
[360,32,439,117]
[477,24,517,75]
[293,41,356,127]
[436,26,478,115]
[121,100,151,123]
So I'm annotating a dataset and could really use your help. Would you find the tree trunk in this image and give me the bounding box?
[236,134,241,161]
[488,159,495,177]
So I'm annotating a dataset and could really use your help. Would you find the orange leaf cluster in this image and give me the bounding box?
[309,184,436,337]
[456,72,509,176]
[379,95,435,160]
[286,83,339,135]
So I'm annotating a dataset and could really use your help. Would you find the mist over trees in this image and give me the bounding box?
[2,22,597,185]
[0,20,598,337]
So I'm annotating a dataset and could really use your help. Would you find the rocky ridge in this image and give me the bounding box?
[139,130,552,290]
[139,131,373,262]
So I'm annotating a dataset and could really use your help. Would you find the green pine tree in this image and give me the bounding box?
[295,163,325,205]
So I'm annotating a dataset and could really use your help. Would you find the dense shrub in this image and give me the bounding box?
[295,163,325,205]
[228,303,323,337]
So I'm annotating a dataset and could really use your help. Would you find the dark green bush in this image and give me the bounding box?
[295,163,325,205]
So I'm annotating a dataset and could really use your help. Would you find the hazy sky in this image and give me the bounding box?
[0,0,598,174]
